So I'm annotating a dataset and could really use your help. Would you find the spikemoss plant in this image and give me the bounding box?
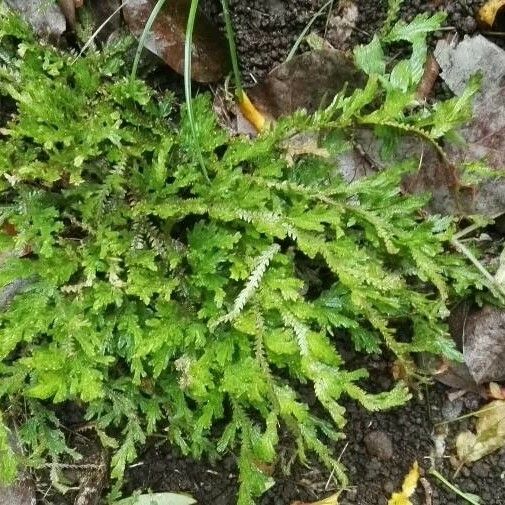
[0,8,493,504]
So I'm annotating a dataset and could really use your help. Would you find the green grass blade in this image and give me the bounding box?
[220,0,242,99]
[130,0,167,81]
[185,0,210,182]
[286,0,333,62]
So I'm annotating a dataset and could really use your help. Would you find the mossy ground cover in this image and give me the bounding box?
[0,6,499,504]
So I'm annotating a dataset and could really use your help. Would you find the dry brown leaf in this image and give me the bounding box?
[478,0,505,29]
[123,0,229,83]
[247,49,364,120]
[456,400,505,463]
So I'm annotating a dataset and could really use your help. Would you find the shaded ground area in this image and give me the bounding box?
[124,381,505,505]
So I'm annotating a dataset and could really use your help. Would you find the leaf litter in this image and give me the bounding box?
[123,0,229,82]
[456,400,505,464]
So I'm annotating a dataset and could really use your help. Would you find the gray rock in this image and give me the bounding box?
[5,0,66,39]
[435,35,505,216]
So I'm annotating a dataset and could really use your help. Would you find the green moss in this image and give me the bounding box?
[0,8,494,504]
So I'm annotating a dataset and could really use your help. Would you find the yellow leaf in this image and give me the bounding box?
[387,461,419,505]
[456,400,505,463]
[478,0,505,28]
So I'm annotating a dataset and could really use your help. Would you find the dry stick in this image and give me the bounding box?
[417,54,440,101]
[420,477,433,505]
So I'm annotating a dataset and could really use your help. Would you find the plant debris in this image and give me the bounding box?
[456,400,505,464]
[477,0,505,30]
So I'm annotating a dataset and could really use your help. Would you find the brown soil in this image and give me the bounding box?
[123,380,505,505]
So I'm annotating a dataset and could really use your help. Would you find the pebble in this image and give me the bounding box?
[364,431,394,460]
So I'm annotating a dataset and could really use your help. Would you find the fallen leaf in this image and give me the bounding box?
[456,400,505,463]
[116,492,197,505]
[247,49,365,120]
[387,461,420,505]
[458,305,505,384]
[478,0,505,30]
[238,92,267,132]
[123,0,229,83]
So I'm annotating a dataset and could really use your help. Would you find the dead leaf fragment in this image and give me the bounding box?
[456,400,505,463]
[478,0,505,30]
[247,49,365,119]
[387,461,420,505]
[123,0,229,83]
[326,1,358,49]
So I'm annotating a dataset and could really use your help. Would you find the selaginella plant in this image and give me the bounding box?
[0,7,496,504]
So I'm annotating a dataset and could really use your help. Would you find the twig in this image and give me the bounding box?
[420,477,433,505]
[417,54,440,101]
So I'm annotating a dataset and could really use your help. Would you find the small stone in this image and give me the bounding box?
[383,480,395,495]
[364,430,394,460]
[462,16,478,33]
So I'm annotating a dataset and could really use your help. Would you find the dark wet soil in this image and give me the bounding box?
[124,381,505,505]
[203,0,488,83]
